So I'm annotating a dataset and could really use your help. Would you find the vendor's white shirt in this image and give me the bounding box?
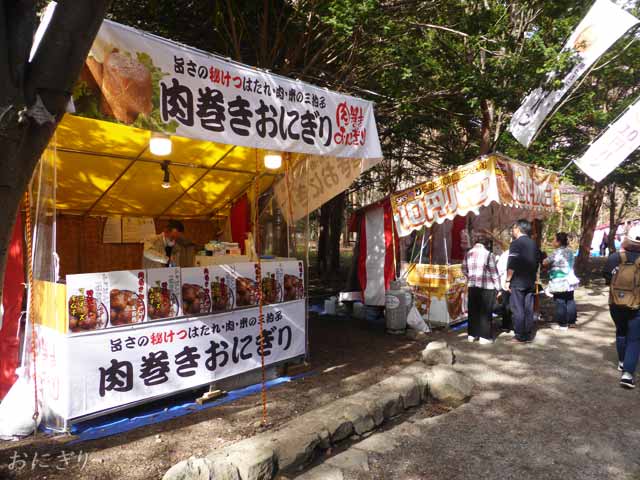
[497,250,509,291]
[143,233,177,268]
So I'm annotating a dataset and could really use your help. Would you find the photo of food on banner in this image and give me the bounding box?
[181,267,213,315]
[261,264,283,304]
[208,265,236,313]
[234,263,259,308]
[73,40,179,133]
[283,261,305,301]
[109,270,147,327]
[67,273,110,333]
[147,267,182,320]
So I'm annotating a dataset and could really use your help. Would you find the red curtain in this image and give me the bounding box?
[383,201,398,291]
[230,194,251,254]
[451,215,467,262]
[0,213,25,399]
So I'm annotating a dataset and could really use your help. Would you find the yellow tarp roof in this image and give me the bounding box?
[50,115,281,218]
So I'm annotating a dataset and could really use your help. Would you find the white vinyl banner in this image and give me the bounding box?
[37,300,305,419]
[509,0,638,147]
[72,15,382,158]
[364,205,386,306]
[574,97,640,182]
[273,155,364,223]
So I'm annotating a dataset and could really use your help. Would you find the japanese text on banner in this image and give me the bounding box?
[73,19,382,159]
[273,155,362,223]
[574,97,640,182]
[59,300,305,419]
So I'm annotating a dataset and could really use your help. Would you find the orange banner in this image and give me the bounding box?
[391,155,560,237]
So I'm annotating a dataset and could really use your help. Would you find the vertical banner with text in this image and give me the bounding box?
[509,0,638,148]
[574,97,640,182]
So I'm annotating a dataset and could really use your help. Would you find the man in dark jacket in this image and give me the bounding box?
[603,225,640,389]
[506,219,541,343]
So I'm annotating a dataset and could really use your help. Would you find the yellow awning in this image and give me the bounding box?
[49,114,283,218]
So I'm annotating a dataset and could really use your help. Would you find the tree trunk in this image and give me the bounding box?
[317,205,330,274]
[0,1,111,293]
[607,185,617,254]
[479,98,494,155]
[316,192,346,278]
[327,192,346,275]
[575,183,605,273]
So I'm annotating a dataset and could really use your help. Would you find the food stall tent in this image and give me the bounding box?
[19,7,382,432]
[344,154,561,326]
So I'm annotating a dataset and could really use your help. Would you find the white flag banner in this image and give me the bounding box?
[574,97,640,182]
[509,0,638,148]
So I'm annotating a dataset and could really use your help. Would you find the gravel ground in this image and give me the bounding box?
[0,310,427,480]
[301,278,640,480]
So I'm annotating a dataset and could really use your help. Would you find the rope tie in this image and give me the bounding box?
[254,152,268,426]
[24,192,39,432]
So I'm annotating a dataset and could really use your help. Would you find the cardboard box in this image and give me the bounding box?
[146,267,182,321]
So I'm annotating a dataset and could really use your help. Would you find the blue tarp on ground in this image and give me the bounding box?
[41,372,314,444]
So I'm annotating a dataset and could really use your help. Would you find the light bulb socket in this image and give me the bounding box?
[161,160,171,188]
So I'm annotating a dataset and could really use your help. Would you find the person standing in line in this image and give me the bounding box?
[462,235,501,344]
[543,232,578,330]
[496,247,513,332]
[506,219,540,343]
[604,225,640,389]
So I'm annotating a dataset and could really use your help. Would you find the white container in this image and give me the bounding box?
[398,278,414,309]
[324,297,337,315]
[385,280,407,334]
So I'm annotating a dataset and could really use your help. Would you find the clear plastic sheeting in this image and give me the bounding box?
[31,144,58,284]
[23,143,64,431]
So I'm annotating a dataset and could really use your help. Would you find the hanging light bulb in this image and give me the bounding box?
[161,161,171,189]
[264,153,282,170]
[150,132,172,156]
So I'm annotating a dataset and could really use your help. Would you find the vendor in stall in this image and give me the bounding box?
[143,220,186,268]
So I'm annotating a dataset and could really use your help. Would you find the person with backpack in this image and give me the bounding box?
[603,225,640,389]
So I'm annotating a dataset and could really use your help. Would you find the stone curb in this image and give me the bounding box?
[164,341,472,480]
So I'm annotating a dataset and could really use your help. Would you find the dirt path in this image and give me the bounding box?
[0,311,427,480]
[298,281,640,480]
